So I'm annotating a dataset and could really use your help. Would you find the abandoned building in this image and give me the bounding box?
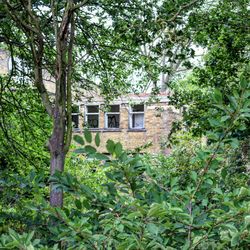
[72,93,180,153]
[0,49,180,153]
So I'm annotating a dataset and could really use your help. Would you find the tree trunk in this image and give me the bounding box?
[49,107,66,207]
[4,0,76,208]
[50,151,65,207]
[48,1,74,207]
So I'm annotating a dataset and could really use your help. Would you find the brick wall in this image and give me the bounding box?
[77,101,180,154]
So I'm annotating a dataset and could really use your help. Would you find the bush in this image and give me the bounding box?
[0,77,249,249]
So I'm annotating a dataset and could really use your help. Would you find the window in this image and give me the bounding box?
[105,105,120,128]
[72,105,80,131]
[85,105,99,128]
[129,104,144,129]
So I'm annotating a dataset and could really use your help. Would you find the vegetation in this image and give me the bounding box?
[0,0,249,249]
[0,0,205,206]
[0,75,249,248]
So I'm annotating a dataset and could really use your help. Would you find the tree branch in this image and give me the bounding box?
[64,11,75,154]
[3,0,53,116]
[167,0,201,22]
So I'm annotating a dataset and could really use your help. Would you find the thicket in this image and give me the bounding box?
[0,1,249,249]
[0,75,249,249]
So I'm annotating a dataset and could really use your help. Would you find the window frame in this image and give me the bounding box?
[105,105,120,129]
[129,104,145,129]
[85,104,100,129]
[72,106,80,131]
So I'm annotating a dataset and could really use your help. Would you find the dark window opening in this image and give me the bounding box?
[105,105,120,129]
[132,104,144,112]
[87,105,99,113]
[107,114,120,128]
[72,114,79,129]
[86,105,99,128]
[87,114,99,128]
[72,105,80,130]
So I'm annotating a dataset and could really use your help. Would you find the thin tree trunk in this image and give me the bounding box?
[50,151,65,207]
[48,1,74,208]
[49,106,66,207]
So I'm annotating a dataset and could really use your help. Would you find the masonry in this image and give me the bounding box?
[75,93,180,154]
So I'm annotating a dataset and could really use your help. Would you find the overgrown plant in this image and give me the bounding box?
[1,77,249,249]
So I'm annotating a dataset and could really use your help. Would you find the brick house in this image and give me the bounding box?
[72,93,180,154]
[0,49,180,153]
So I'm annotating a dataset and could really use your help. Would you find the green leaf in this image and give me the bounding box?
[127,211,142,219]
[240,76,248,89]
[208,118,221,127]
[27,245,35,250]
[80,184,96,199]
[73,134,85,145]
[190,171,197,181]
[228,96,238,110]
[54,208,68,221]
[75,199,82,210]
[116,224,124,233]
[84,145,96,154]
[73,148,85,154]
[202,198,208,206]
[26,231,35,243]
[193,236,202,245]
[82,199,90,209]
[93,153,109,161]
[231,232,240,247]
[213,187,223,195]
[221,115,230,122]
[229,138,239,149]
[244,215,250,226]
[170,177,178,187]
[106,139,115,154]
[84,128,92,143]
[115,142,123,157]
[238,187,249,198]
[214,89,223,103]
[8,228,18,240]
[221,168,227,179]
[147,223,159,236]
[95,132,100,147]
[148,203,167,218]
[205,178,213,185]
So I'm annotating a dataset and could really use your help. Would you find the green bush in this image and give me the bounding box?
[0,77,249,249]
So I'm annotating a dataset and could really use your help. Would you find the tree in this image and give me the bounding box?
[134,0,205,93]
[0,0,206,207]
[169,0,250,135]
[0,0,142,207]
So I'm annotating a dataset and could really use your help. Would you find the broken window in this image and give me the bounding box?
[105,105,120,128]
[129,104,144,129]
[85,105,99,128]
[72,105,80,131]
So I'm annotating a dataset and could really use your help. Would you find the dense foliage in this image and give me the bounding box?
[0,0,249,249]
[0,75,51,177]
[0,77,249,249]
[169,0,250,135]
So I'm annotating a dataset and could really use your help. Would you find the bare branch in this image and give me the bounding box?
[71,0,89,11]
[167,0,201,22]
